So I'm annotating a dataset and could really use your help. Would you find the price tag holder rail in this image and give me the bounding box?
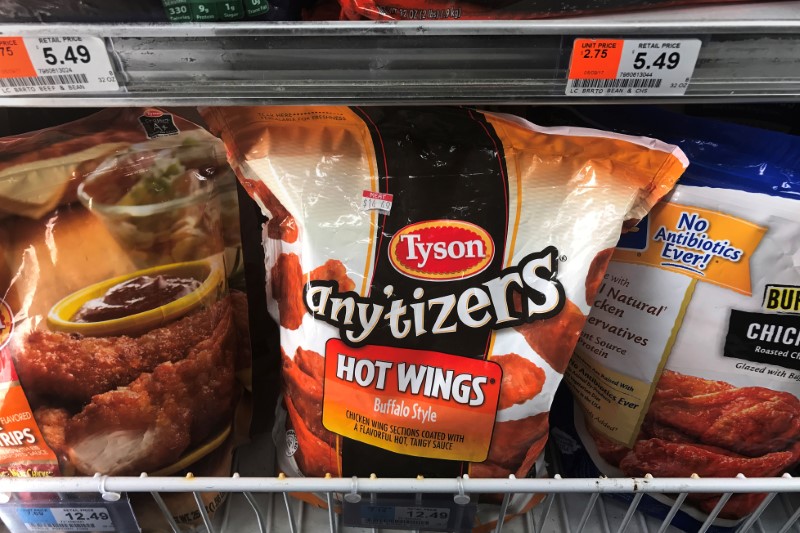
[0,36,120,96]
[566,38,702,97]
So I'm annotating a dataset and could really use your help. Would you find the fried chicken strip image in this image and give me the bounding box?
[271,254,356,330]
[63,301,237,475]
[17,301,226,404]
[639,419,698,447]
[650,370,733,407]
[493,353,545,410]
[619,438,797,519]
[650,386,800,457]
[698,494,768,520]
[587,425,630,467]
[620,438,795,481]
[33,407,70,470]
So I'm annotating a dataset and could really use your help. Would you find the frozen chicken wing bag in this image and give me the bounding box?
[202,105,686,529]
[0,108,249,528]
[550,106,800,532]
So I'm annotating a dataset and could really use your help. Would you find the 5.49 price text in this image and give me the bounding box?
[633,51,680,70]
[42,45,91,66]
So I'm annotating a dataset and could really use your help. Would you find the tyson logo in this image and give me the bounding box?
[389,220,495,281]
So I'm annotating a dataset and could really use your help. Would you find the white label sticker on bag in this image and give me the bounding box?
[361,191,394,214]
[566,39,701,97]
[0,36,119,95]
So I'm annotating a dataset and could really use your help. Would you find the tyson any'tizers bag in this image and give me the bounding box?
[203,106,686,529]
[552,106,800,532]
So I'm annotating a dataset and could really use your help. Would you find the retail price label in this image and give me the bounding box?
[0,497,139,533]
[0,36,119,95]
[566,39,701,97]
[343,495,476,531]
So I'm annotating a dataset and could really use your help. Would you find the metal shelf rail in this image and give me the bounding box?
[1,1,800,105]
[2,474,800,532]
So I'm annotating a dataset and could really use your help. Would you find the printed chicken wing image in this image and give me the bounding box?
[585,248,614,305]
[515,297,585,373]
[285,395,340,477]
[282,349,335,446]
[271,254,356,330]
[493,353,545,410]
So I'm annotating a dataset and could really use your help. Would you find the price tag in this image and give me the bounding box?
[361,190,394,214]
[20,507,114,531]
[343,495,476,532]
[0,36,119,95]
[567,39,701,97]
[0,497,139,533]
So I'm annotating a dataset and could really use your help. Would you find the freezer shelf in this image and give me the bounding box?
[0,1,800,105]
[2,432,800,533]
[216,488,800,532]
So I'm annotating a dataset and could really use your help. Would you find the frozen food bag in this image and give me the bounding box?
[0,0,169,22]
[550,106,800,532]
[0,108,249,529]
[160,0,303,22]
[338,0,760,20]
[203,105,686,529]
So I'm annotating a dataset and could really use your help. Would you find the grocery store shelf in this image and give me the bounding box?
[218,486,800,532]
[2,434,800,532]
[4,475,800,532]
[1,1,800,105]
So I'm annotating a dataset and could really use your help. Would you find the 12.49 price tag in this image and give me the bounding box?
[0,497,139,533]
[566,39,701,97]
[0,36,119,95]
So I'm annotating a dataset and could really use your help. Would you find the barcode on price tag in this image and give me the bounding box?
[566,39,701,97]
[0,36,119,95]
[362,191,394,214]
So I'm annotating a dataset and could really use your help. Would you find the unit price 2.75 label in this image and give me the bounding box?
[567,39,701,97]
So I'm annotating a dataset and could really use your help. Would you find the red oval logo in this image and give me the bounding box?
[389,220,495,281]
[143,109,164,118]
